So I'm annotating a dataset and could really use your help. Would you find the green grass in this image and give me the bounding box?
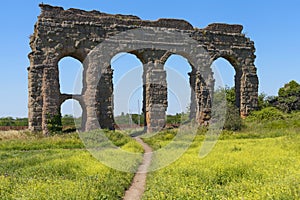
[142,112,300,200]
[143,134,300,199]
[0,132,84,151]
[1,111,300,199]
[0,130,143,199]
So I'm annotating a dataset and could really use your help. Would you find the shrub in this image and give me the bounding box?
[223,104,243,131]
[248,107,285,122]
[212,86,243,131]
[47,112,63,134]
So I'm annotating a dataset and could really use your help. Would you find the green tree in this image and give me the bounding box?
[277,80,300,112]
[224,86,235,106]
[257,93,271,110]
[0,117,15,126]
[0,117,28,126]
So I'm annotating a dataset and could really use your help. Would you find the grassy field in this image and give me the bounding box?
[0,110,299,199]
[142,111,300,200]
[0,130,143,200]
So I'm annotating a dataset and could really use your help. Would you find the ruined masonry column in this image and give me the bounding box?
[28,66,44,131]
[240,65,259,117]
[96,67,115,130]
[84,60,99,131]
[144,62,168,132]
[136,49,169,132]
[234,69,242,109]
[195,68,214,125]
[188,69,197,121]
[42,66,61,134]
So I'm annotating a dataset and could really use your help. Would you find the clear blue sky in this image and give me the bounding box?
[0,0,300,117]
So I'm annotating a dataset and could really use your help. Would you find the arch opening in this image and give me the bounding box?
[58,56,83,95]
[60,99,83,132]
[211,57,238,107]
[110,52,144,130]
[164,54,193,126]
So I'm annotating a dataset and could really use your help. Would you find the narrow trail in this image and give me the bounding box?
[123,137,153,200]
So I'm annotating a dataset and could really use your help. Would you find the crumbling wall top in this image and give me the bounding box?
[39,4,141,20]
[204,23,243,33]
[38,4,194,30]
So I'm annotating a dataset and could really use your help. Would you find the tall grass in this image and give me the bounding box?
[142,111,300,199]
[0,130,143,199]
[1,111,299,199]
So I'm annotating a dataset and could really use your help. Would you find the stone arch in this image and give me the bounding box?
[60,98,84,130]
[167,51,214,124]
[54,49,90,93]
[164,54,193,122]
[56,55,85,129]
[210,51,258,117]
[110,52,144,128]
[58,56,83,94]
[83,28,213,132]
[38,53,87,134]
[52,42,89,64]
[211,52,240,70]
[210,56,240,109]
[212,58,236,87]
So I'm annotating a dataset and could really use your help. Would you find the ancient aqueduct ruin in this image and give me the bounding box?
[28,4,258,134]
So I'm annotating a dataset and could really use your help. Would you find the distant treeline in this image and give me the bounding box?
[0,115,79,127]
[0,113,188,128]
[114,113,189,126]
[0,117,28,126]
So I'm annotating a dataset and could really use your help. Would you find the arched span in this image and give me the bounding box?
[210,52,240,70]
[110,52,144,129]
[164,54,192,118]
[211,57,236,89]
[54,48,88,64]
[60,98,85,130]
[58,56,83,95]
[28,6,259,134]
[210,55,242,110]
[83,28,213,131]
